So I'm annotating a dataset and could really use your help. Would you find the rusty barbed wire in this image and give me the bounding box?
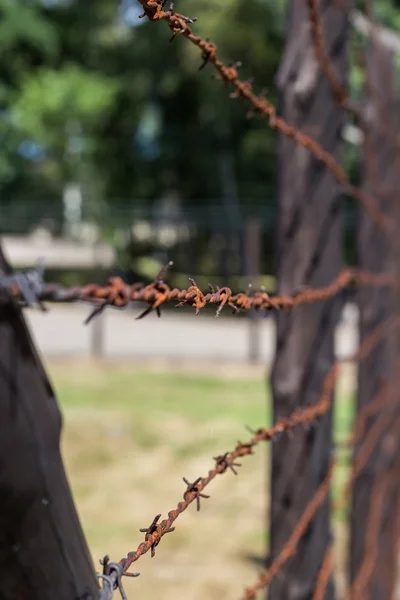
[117,423,326,574]
[114,316,397,578]
[243,463,334,600]
[338,404,399,515]
[345,467,391,600]
[336,473,386,600]
[348,380,390,447]
[243,324,400,599]
[382,491,400,600]
[312,544,334,600]
[241,399,397,599]
[306,0,353,109]
[97,555,139,600]
[134,0,391,231]
[311,385,400,599]
[4,262,400,323]
[323,418,400,598]
[306,0,366,128]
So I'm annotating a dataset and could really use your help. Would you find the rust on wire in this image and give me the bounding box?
[213,453,241,476]
[348,380,390,447]
[345,471,388,600]
[134,0,391,230]
[305,0,361,119]
[312,384,400,598]
[182,477,210,512]
[243,462,334,600]
[115,317,397,577]
[138,514,175,558]
[239,317,400,598]
[312,545,334,600]
[4,263,400,322]
[338,405,400,514]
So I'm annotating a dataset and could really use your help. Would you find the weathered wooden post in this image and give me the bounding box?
[351,34,400,600]
[0,245,99,599]
[269,1,350,597]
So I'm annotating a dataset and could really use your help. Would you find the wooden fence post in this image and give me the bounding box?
[269,2,350,598]
[351,35,400,599]
[0,245,99,599]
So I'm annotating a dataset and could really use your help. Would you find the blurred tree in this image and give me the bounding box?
[0,0,285,217]
[1,0,400,223]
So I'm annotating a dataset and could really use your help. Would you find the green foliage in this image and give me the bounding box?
[11,64,119,184]
[14,66,118,136]
[1,0,400,221]
[0,0,58,54]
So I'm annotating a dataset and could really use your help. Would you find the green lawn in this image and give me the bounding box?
[48,360,354,600]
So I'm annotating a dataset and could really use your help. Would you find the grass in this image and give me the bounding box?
[48,359,354,600]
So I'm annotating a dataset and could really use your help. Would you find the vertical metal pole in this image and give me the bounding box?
[245,218,261,364]
[90,241,105,359]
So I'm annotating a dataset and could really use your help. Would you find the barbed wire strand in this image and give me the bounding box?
[348,380,390,447]
[6,265,400,322]
[243,463,334,600]
[115,316,398,579]
[347,483,385,600]
[345,466,391,600]
[242,324,400,599]
[311,544,334,600]
[249,407,396,600]
[311,395,400,599]
[339,406,400,514]
[135,1,391,231]
[305,0,362,120]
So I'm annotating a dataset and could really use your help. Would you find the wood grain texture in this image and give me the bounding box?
[351,36,400,600]
[269,1,350,598]
[0,246,99,600]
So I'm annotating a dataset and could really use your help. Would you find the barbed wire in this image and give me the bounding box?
[0,2,397,599]
[243,462,334,600]
[3,262,400,323]
[312,544,334,600]
[348,381,390,447]
[111,316,398,581]
[242,411,392,599]
[242,331,400,599]
[134,0,391,231]
[345,460,397,600]
[109,1,400,596]
[311,385,400,599]
[306,0,362,120]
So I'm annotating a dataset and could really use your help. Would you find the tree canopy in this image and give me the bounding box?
[1,0,400,229]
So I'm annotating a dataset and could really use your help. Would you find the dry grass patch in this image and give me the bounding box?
[47,359,353,600]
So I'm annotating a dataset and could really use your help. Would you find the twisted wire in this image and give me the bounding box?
[135,1,391,230]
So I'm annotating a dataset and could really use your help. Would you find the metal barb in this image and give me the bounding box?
[183,477,210,511]
[214,453,241,475]
[139,514,175,557]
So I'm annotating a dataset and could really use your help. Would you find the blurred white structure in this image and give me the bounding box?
[1,235,115,269]
[23,302,359,364]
